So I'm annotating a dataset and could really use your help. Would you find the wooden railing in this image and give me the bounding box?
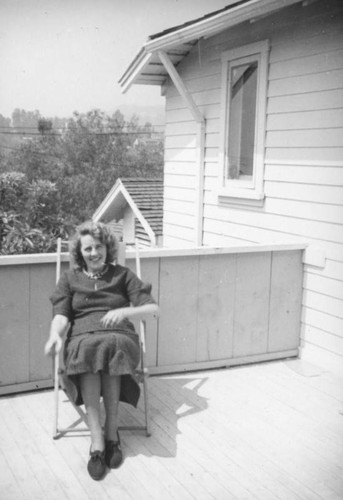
[0,243,306,395]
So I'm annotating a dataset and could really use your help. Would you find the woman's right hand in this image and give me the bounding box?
[44,336,62,357]
[44,314,69,356]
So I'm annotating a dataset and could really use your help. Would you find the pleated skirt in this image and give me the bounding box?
[62,331,140,407]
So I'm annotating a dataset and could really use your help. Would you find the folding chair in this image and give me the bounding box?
[52,237,151,439]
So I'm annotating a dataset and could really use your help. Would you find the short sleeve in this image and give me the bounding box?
[125,268,156,307]
[50,271,73,320]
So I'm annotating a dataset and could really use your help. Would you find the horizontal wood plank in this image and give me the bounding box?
[302,307,343,340]
[266,129,343,148]
[264,197,343,225]
[269,49,343,80]
[267,89,343,114]
[267,108,343,131]
[264,181,343,206]
[268,68,343,97]
[303,289,343,320]
[264,164,343,186]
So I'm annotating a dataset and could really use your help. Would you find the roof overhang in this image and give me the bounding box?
[119,0,304,93]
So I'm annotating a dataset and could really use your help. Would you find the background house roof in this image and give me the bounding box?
[93,177,163,245]
[123,177,163,237]
[119,0,303,92]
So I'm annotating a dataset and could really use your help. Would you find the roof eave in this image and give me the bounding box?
[118,49,153,94]
[118,0,303,92]
[93,179,123,221]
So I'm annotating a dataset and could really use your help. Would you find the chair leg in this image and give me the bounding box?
[139,335,151,437]
[53,353,60,439]
[142,370,151,437]
[59,371,88,425]
[52,353,89,439]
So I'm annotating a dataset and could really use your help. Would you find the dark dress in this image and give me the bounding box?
[50,263,156,407]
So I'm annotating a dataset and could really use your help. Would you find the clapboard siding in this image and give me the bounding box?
[162,198,195,216]
[264,198,343,225]
[202,198,343,262]
[303,289,343,320]
[265,147,343,163]
[270,25,343,63]
[163,223,196,244]
[164,185,196,203]
[165,105,220,123]
[302,323,343,357]
[304,272,343,301]
[164,211,195,229]
[166,89,220,111]
[268,69,343,97]
[264,164,343,185]
[266,129,343,148]
[267,108,343,130]
[165,134,196,149]
[164,148,197,163]
[203,205,343,244]
[161,233,194,247]
[165,118,220,135]
[268,90,343,114]
[164,172,196,189]
[305,259,343,282]
[269,49,343,80]
[264,181,343,206]
[303,307,343,340]
[162,0,343,372]
[202,199,343,243]
[164,161,196,176]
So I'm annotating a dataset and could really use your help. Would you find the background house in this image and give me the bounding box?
[119,0,343,375]
[93,177,163,247]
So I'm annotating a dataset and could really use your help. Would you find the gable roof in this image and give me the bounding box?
[122,177,163,236]
[93,177,163,245]
[119,0,303,92]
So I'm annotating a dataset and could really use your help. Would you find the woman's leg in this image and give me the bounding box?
[101,374,121,442]
[79,373,104,451]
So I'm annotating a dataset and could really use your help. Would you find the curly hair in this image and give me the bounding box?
[69,220,118,270]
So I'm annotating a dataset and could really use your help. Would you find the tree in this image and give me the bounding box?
[12,108,41,130]
[0,171,71,254]
[0,108,164,253]
[38,119,53,134]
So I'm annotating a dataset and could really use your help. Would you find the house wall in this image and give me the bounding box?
[162,0,343,374]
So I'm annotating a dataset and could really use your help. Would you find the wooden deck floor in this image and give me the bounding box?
[0,359,342,500]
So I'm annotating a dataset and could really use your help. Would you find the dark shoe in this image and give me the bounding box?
[87,449,106,481]
[105,432,123,469]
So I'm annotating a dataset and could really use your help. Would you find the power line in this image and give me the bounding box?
[0,145,20,152]
[0,143,164,161]
[0,130,164,137]
[0,124,165,131]
[0,144,65,159]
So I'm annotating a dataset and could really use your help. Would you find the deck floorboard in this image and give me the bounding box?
[0,359,342,500]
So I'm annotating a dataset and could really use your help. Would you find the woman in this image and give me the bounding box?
[44,221,159,481]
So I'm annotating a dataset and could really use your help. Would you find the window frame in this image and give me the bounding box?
[218,40,270,204]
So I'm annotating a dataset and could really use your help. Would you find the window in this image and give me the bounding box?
[218,40,269,204]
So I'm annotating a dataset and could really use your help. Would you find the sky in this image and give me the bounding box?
[0,0,229,120]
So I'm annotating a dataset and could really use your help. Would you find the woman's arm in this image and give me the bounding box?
[44,314,70,356]
[100,303,159,328]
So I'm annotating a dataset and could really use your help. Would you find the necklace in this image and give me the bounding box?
[82,264,109,280]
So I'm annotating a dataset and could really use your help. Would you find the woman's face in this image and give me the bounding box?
[80,234,107,274]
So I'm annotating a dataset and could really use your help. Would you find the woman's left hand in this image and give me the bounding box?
[101,308,128,328]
